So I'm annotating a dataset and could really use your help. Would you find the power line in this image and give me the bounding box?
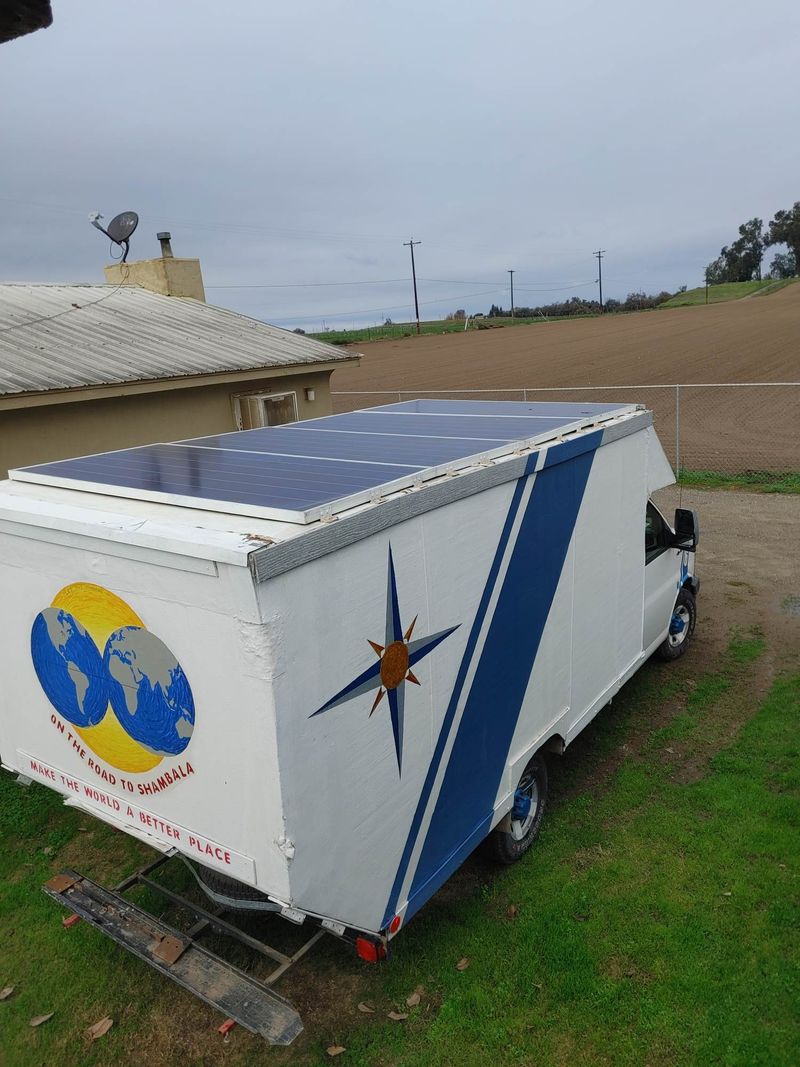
[293,286,506,322]
[206,278,410,289]
[206,276,596,291]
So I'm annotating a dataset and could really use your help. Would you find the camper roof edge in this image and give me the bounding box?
[249,409,655,584]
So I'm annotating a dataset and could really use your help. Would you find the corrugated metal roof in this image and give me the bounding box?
[0,284,356,396]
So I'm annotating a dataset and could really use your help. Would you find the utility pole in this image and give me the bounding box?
[594,250,605,312]
[403,239,422,334]
[508,269,515,318]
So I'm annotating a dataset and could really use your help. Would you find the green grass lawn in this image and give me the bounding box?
[308,316,544,345]
[678,470,800,494]
[660,278,796,308]
[1,630,798,1066]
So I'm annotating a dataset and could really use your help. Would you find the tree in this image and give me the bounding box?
[767,202,800,270]
[706,218,764,283]
[733,217,765,280]
[768,251,796,279]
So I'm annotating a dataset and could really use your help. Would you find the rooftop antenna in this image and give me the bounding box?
[88,210,139,263]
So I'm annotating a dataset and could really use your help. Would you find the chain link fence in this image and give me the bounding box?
[332,384,800,475]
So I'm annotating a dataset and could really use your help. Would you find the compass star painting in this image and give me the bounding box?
[311,545,460,773]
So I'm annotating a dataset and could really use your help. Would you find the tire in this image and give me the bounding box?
[657,587,696,661]
[487,753,548,865]
[183,860,279,912]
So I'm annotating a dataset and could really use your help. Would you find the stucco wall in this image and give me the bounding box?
[0,369,335,477]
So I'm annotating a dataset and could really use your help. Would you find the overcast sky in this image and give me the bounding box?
[2,1,799,329]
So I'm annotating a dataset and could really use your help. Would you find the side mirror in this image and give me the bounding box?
[673,508,699,552]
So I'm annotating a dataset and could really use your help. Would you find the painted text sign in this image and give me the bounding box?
[19,751,255,882]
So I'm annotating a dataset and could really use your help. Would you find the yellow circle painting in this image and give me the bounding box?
[30,582,195,773]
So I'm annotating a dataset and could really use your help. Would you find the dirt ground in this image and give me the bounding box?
[330,286,800,472]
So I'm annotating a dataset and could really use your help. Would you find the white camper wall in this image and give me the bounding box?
[498,430,647,806]
[258,478,519,933]
[0,528,292,899]
[567,431,648,735]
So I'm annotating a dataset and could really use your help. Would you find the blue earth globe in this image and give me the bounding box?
[104,626,195,756]
[30,608,109,727]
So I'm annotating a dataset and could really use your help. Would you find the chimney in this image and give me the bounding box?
[157,231,174,258]
[104,231,206,301]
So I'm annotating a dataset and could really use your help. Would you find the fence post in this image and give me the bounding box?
[675,384,681,476]
[522,388,528,402]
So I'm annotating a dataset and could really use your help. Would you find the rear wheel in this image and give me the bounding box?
[657,587,696,661]
[487,753,548,865]
[183,860,278,912]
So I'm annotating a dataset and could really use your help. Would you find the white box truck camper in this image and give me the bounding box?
[0,400,699,1040]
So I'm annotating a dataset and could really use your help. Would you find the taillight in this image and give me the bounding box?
[355,937,386,963]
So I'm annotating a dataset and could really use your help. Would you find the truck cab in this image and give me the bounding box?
[644,500,700,660]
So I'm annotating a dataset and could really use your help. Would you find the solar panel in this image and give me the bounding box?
[10,400,636,524]
[291,411,581,440]
[373,398,626,418]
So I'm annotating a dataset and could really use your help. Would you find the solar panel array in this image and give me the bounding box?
[10,399,634,524]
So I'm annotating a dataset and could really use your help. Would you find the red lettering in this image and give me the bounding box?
[30,760,56,780]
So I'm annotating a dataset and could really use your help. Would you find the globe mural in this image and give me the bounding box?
[31,608,109,728]
[29,582,196,772]
[104,626,195,756]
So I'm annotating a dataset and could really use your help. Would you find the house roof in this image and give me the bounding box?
[0,283,356,397]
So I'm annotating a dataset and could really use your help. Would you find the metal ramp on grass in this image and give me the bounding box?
[44,858,325,1045]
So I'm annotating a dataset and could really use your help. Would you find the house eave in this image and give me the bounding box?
[0,356,359,412]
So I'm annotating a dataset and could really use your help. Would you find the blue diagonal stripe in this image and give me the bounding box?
[381,473,530,928]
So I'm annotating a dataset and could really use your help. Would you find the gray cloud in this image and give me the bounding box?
[2,0,798,328]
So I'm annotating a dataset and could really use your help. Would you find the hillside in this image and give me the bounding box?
[660,278,796,308]
[334,277,800,392]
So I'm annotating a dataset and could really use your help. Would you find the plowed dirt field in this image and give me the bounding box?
[331,283,800,472]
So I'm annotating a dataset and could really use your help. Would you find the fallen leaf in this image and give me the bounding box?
[572,913,589,922]
[86,1016,113,1040]
[356,1002,375,1014]
[43,847,54,856]
[456,957,470,971]
[507,904,519,918]
[326,1045,346,1057]
[405,992,421,1007]
[29,1013,54,1027]
[0,986,14,1001]
[387,1011,408,1021]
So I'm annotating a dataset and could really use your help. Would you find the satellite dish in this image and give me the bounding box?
[106,212,138,244]
[89,209,138,263]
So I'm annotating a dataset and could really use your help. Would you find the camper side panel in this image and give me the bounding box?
[499,430,647,803]
[0,529,291,899]
[260,478,520,933]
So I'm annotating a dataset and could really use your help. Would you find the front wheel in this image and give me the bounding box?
[657,587,696,661]
[487,753,548,865]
